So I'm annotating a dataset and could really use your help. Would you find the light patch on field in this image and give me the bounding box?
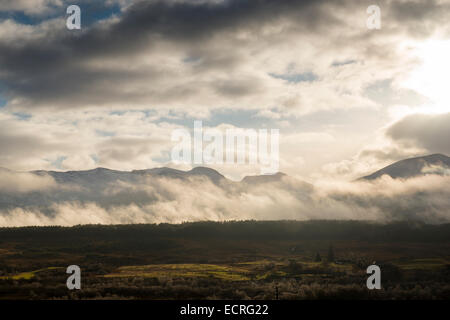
[0,267,63,280]
[104,264,251,281]
[394,258,449,271]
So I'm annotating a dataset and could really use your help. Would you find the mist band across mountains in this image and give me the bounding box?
[0,154,449,227]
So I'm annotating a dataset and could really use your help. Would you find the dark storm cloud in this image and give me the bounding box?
[0,0,344,109]
[386,113,450,155]
[0,0,449,111]
[390,0,449,24]
[110,0,333,42]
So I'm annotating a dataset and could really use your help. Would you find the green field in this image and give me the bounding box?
[0,267,64,280]
[105,264,252,281]
[0,221,449,299]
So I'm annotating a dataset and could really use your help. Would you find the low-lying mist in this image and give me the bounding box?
[0,169,449,227]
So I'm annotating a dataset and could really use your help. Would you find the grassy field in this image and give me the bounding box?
[99,258,448,281]
[104,264,252,281]
[0,221,449,299]
[0,267,64,280]
[394,258,449,270]
[2,258,448,281]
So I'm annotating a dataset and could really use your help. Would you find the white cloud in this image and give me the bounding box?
[0,169,57,193]
[0,172,449,227]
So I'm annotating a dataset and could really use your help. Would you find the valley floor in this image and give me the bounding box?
[0,221,449,299]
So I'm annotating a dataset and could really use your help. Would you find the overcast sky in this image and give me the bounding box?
[0,0,449,181]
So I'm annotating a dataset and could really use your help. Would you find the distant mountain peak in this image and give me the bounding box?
[189,166,223,175]
[188,167,225,182]
[85,167,116,173]
[360,154,450,180]
[242,172,286,184]
[132,167,184,176]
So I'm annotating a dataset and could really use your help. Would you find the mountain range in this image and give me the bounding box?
[0,153,448,212]
[26,152,450,185]
[0,153,448,226]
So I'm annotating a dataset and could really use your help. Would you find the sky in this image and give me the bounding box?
[0,0,449,182]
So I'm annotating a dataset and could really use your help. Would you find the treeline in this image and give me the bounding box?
[1,220,449,243]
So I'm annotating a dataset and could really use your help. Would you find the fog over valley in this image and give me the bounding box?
[0,154,449,226]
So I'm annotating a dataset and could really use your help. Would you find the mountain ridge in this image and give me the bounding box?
[360,153,450,180]
[5,153,450,184]
[28,166,284,184]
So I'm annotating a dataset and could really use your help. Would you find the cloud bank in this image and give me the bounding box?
[0,169,449,227]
